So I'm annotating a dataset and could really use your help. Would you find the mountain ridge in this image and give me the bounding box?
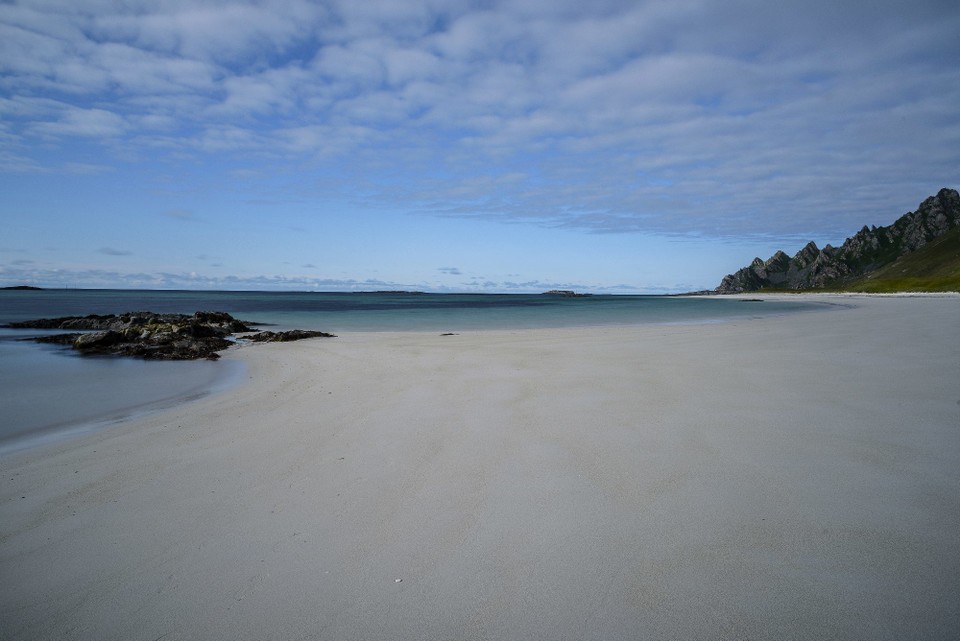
[716,188,960,293]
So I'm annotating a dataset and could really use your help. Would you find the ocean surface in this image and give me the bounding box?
[0,289,822,452]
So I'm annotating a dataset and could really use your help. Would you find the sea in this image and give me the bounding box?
[0,289,821,452]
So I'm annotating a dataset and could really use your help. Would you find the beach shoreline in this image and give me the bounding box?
[1,294,958,640]
[0,292,832,455]
[0,355,247,457]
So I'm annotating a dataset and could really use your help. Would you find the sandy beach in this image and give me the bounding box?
[1,295,958,640]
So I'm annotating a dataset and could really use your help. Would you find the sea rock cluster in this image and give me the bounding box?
[6,311,335,360]
[243,329,336,342]
[717,188,960,292]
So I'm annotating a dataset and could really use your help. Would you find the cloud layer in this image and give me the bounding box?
[0,263,652,294]
[2,0,959,269]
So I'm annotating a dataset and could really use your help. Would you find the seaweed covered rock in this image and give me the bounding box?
[243,329,336,342]
[9,311,337,360]
[6,311,256,333]
[10,311,254,360]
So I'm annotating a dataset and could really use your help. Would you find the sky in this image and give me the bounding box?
[1,0,958,293]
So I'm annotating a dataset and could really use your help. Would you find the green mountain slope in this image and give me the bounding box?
[845,225,960,292]
[716,188,960,293]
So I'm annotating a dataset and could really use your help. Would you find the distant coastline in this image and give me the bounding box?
[1,285,44,290]
[541,289,592,297]
[365,290,426,294]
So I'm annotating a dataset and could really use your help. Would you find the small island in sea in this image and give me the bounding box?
[541,289,592,297]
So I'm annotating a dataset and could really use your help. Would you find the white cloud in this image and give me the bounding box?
[312,41,384,87]
[62,162,113,174]
[211,66,305,116]
[98,247,133,256]
[31,107,128,138]
[92,43,217,94]
[0,262,654,293]
[0,149,44,173]
[162,209,196,221]
[382,47,443,87]
[195,125,264,152]
[90,0,328,62]
[0,0,957,243]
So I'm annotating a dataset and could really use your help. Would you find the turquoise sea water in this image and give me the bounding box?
[0,289,823,451]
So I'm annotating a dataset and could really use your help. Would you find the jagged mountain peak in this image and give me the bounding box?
[716,188,960,293]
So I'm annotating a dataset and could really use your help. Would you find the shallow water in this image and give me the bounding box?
[0,329,240,452]
[0,289,819,329]
[0,289,823,449]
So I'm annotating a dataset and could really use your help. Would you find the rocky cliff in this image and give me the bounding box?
[716,188,960,292]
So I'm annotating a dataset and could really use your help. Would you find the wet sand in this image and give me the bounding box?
[1,295,958,640]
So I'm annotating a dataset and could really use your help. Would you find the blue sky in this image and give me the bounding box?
[1,0,958,293]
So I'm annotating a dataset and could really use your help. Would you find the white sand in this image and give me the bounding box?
[1,295,958,640]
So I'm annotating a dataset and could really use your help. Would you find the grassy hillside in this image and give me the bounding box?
[844,226,960,292]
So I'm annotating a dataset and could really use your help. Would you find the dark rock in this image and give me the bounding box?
[74,330,125,349]
[9,310,335,359]
[243,330,336,342]
[5,311,257,333]
[8,311,259,360]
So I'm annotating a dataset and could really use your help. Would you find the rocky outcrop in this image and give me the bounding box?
[717,188,960,292]
[243,329,336,342]
[7,311,335,360]
[7,310,253,333]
